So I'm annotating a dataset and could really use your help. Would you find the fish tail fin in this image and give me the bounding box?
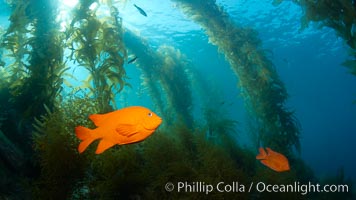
[75,126,98,153]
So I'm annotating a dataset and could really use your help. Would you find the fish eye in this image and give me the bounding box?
[148,112,153,117]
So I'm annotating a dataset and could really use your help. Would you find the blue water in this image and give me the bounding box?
[1,0,355,184]
[119,0,356,182]
[228,1,356,181]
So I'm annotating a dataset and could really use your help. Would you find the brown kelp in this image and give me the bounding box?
[157,45,194,128]
[0,0,353,199]
[124,31,194,128]
[30,93,322,199]
[0,27,8,86]
[171,0,301,154]
[9,88,347,199]
[273,0,356,77]
[31,97,100,199]
[123,30,166,118]
[65,0,127,112]
[2,0,66,118]
[30,92,246,199]
[0,27,5,68]
[0,0,66,198]
[28,0,128,196]
[1,1,31,88]
[0,0,65,168]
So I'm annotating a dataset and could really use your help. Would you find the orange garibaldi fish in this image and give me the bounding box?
[75,106,162,154]
[256,147,290,172]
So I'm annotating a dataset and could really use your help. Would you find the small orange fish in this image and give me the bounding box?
[256,147,290,172]
[75,106,162,154]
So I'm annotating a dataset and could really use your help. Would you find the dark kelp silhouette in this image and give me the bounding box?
[0,0,353,199]
[172,0,301,155]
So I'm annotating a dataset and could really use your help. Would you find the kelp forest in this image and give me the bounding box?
[0,0,354,199]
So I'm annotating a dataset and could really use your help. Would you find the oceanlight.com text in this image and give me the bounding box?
[255,181,349,195]
[164,181,349,195]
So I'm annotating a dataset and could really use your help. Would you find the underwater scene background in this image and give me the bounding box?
[0,0,355,199]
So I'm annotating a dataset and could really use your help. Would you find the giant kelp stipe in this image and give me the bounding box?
[171,0,301,155]
[0,0,355,199]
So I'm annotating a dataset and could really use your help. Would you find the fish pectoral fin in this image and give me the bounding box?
[95,139,115,154]
[260,159,287,172]
[260,159,278,172]
[116,124,138,137]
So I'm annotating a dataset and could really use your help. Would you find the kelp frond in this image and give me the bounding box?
[31,97,99,199]
[172,0,301,154]
[65,0,127,112]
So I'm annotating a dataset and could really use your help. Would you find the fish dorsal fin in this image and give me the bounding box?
[89,113,109,127]
[265,147,278,156]
[116,124,138,137]
[258,147,290,172]
[256,147,267,160]
[96,139,115,154]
